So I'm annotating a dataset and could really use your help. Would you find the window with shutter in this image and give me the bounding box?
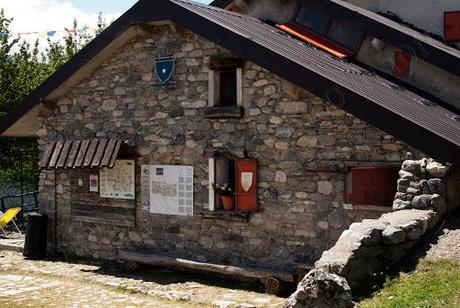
[345,166,399,207]
[208,157,257,212]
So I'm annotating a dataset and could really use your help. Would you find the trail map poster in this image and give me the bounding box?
[100,160,135,200]
[141,165,193,216]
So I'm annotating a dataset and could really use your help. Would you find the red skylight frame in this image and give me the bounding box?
[277,23,353,58]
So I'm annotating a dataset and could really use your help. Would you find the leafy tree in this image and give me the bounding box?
[0,9,106,196]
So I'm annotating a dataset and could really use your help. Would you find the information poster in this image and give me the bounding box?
[100,160,135,200]
[89,174,99,192]
[141,165,193,216]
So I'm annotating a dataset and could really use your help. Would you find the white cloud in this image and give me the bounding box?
[1,0,121,52]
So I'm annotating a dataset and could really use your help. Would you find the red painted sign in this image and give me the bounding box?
[394,52,411,77]
[236,159,257,212]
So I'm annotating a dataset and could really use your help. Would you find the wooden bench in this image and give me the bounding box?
[118,250,297,295]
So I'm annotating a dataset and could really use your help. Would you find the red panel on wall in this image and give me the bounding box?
[352,167,399,207]
[394,52,411,77]
[236,159,257,212]
[445,12,460,41]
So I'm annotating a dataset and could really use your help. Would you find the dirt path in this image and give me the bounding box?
[423,211,460,262]
[0,250,283,307]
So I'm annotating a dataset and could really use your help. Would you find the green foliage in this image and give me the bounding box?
[359,259,460,308]
[0,8,107,194]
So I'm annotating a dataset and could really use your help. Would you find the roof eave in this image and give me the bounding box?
[2,0,460,167]
[0,0,171,137]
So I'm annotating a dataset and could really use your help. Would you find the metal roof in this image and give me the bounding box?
[2,0,460,165]
[170,0,460,162]
[39,139,135,169]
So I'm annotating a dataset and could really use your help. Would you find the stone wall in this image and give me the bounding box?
[286,158,453,306]
[286,208,439,307]
[393,156,450,214]
[38,23,415,272]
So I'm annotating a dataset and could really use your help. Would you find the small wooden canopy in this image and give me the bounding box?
[39,139,136,170]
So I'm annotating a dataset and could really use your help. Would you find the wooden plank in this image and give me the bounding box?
[74,140,90,168]
[91,139,108,168]
[39,142,56,169]
[118,250,295,282]
[108,140,122,168]
[66,140,81,168]
[48,141,64,169]
[56,140,72,168]
[101,139,117,167]
[72,215,135,227]
[210,56,243,70]
[71,205,135,227]
[83,139,99,168]
[72,197,136,209]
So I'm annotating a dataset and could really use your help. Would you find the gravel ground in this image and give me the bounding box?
[0,250,283,307]
[422,211,460,262]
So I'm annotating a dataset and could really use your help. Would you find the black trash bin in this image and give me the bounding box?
[23,212,48,260]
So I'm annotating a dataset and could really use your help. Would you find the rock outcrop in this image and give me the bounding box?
[284,269,353,308]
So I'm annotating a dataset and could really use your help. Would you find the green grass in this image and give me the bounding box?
[359,259,460,308]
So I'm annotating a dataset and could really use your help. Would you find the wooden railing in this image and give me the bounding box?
[0,191,39,215]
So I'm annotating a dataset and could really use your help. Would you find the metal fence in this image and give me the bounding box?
[0,191,39,219]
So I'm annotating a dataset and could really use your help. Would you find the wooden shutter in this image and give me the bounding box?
[235,159,257,212]
[352,167,399,207]
[445,12,460,41]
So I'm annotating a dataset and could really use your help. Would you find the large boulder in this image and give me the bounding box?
[284,269,353,308]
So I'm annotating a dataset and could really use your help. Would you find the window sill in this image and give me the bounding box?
[204,106,244,119]
[199,209,250,222]
[343,204,394,212]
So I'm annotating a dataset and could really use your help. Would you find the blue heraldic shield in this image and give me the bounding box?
[155,57,175,85]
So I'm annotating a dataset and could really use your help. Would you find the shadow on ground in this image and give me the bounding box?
[50,253,280,296]
[355,209,460,301]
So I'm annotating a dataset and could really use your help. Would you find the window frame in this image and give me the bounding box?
[208,157,237,211]
[208,67,243,108]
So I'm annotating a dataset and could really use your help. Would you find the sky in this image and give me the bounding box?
[0,0,212,50]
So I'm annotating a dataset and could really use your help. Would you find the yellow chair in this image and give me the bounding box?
[0,208,21,237]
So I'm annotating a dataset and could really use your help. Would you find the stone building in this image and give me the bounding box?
[1,0,460,286]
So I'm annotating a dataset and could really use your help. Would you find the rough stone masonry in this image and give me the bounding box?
[38,23,416,274]
[285,157,459,307]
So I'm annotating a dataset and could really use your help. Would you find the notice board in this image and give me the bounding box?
[100,160,135,200]
[141,165,194,216]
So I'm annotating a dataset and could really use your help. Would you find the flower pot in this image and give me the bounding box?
[221,195,234,210]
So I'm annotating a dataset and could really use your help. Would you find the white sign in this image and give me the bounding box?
[100,160,135,200]
[141,165,193,216]
[241,172,253,192]
[89,174,99,192]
